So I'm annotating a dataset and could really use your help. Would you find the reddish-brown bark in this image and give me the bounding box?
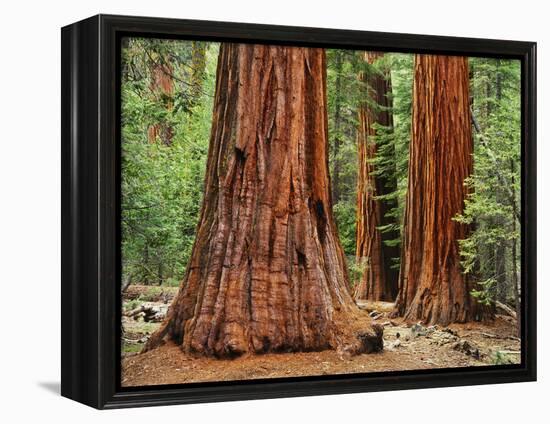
[147,59,174,145]
[354,52,399,302]
[393,55,478,325]
[144,43,382,357]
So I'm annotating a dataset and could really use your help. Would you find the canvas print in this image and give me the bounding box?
[120,38,521,387]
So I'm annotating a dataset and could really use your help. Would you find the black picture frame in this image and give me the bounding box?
[61,14,537,409]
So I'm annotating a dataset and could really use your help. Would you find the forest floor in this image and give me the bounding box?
[121,285,521,387]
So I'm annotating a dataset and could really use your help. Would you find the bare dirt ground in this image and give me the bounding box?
[121,286,520,387]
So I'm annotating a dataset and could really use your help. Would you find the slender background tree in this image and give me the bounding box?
[354,52,399,301]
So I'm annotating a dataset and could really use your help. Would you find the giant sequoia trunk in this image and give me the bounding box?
[393,55,478,325]
[144,43,382,357]
[354,52,399,301]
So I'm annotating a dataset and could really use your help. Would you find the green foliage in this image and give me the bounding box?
[333,201,357,254]
[470,277,498,306]
[326,49,361,256]
[369,53,413,265]
[491,350,516,365]
[326,51,412,264]
[122,343,143,354]
[124,299,142,312]
[164,277,181,287]
[121,38,219,286]
[347,256,369,289]
[455,58,521,307]
[384,53,413,221]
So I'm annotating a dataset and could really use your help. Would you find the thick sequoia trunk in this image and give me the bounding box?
[393,55,479,325]
[147,58,174,145]
[354,52,399,301]
[144,43,382,357]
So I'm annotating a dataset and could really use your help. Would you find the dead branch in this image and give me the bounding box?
[496,300,517,319]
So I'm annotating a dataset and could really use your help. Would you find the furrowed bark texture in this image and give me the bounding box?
[393,55,477,325]
[354,52,399,302]
[144,43,380,357]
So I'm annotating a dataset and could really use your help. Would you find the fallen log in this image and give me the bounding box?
[496,301,517,319]
[125,302,168,322]
[477,332,521,342]
[356,301,395,314]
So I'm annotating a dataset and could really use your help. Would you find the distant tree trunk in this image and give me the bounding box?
[189,41,207,109]
[393,55,479,325]
[147,56,174,145]
[144,43,382,357]
[143,244,150,285]
[354,52,399,301]
[157,261,164,286]
[494,68,507,306]
[495,240,506,303]
[331,52,343,204]
[510,159,520,337]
